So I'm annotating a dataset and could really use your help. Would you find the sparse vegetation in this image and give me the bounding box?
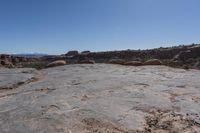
[17,62,48,70]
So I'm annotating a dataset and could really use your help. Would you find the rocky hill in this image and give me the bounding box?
[1,44,200,69]
[72,44,200,69]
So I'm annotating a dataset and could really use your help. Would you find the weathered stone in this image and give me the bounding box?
[124,61,143,66]
[81,51,90,55]
[143,59,162,65]
[46,60,66,68]
[109,59,125,65]
[79,60,95,64]
[65,50,79,57]
[0,64,200,132]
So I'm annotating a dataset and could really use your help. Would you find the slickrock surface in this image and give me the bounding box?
[0,64,200,133]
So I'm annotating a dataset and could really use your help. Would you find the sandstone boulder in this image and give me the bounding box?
[1,59,12,65]
[0,54,14,68]
[108,59,125,65]
[143,59,162,65]
[0,60,14,68]
[124,61,143,66]
[79,60,95,64]
[46,60,66,68]
[65,51,79,57]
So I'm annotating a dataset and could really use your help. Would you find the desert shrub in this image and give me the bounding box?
[162,60,183,68]
[186,58,195,63]
[183,65,189,70]
[18,62,48,70]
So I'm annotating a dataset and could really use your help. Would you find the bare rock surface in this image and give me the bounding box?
[0,68,37,90]
[0,64,200,133]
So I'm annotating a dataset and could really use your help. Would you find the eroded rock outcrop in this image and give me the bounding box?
[143,59,162,65]
[79,60,95,64]
[109,59,125,65]
[46,60,66,68]
[0,54,14,67]
[124,61,143,66]
[65,50,79,57]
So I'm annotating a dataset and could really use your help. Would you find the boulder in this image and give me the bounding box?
[108,59,125,65]
[124,61,143,66]
[0,54,14,68]
[46,60,66,68]
[143,59,162,65]
[81,51,90,55]
[65,51,79,57]
[0,60,14,68]
[79,60,95,64]
[1,59,11,65]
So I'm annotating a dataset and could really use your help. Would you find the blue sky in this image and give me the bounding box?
[0,0,200,54]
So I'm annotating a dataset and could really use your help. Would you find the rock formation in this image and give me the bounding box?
[124,61,143,66]
[65,50,79,57]
[1,44,200,69]
[109,59,125,65]
[46,60,66,68]
[79,59,95,64]
[0,64,199,132]
[143,59,162,65]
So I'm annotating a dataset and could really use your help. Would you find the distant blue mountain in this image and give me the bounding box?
[12,53,48,58]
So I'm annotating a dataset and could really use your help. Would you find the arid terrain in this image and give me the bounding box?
[1,44,200,70]
[0,64,200,133]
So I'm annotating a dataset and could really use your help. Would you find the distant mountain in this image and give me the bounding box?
[12,53,48,58]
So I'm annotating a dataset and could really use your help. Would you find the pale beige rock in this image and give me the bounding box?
[124,61,142,66]
[109,59,125,65]
[79,60,95,64]
[143,59,162,65]
[46,60,66,68]
[0,64,199,133]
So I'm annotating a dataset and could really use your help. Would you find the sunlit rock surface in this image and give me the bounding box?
[0,64,199,133]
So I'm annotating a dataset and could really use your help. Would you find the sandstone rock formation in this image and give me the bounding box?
[0,54,13,67]
[124,61,143,66]
[81,51,90,55]
[1,44,200,69]
[46,60,66,68]
[109,59,125,65]
[70,44,200,69]
[65,50,79,57]
[0,64,199,133]
[143,59,162,65]
[79,59,95,64]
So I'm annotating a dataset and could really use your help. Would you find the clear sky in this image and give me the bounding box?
[0,0,200,54]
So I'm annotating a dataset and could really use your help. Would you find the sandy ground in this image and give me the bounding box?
[0,64,200,133]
